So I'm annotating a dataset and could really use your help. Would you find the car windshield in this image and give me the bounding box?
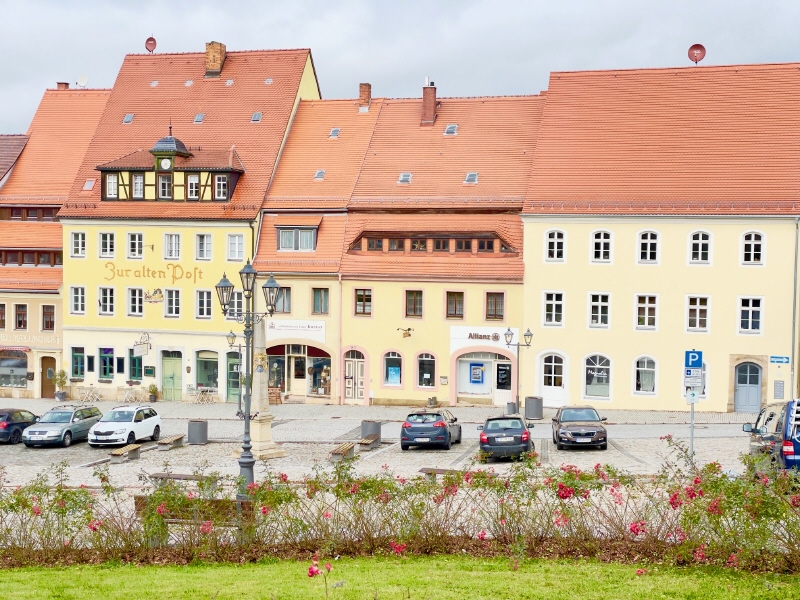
[100,410,134,423]
[485,418,524,431]
[39,411,72,424]
[406,414,441,423]
[560,409,601,422]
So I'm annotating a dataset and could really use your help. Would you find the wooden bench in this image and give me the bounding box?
[330,442,355,462]
[109,443,142,464]
[419,467,459,482]
[133,495,254,530]
[157,434,186,451]
[358,433,381,450]
[149,472,203,483]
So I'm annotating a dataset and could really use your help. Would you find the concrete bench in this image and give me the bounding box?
[109,443,142,464]
[419,467,459,482]
[149,472,203,483]
[358,433,381,450]
[157,434,186,451]
[330,442,355,462]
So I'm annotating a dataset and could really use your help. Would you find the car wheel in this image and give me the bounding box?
[552,431,558,444]
[530,441,535,453]
[400,444,409,451]
[556,442,564,451]
[456,428,462,444]
[62,431,72,448]
[443,436,452,450]
[24,442,33,448]
[599,442,608,451]
[151,425,161,441]
[126,431,136,445]
[10,429,21,445]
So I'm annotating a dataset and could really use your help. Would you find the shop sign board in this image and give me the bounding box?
[266,320,325,344]
[450,326,518,356]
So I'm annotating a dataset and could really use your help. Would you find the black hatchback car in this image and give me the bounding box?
[0,409,39,444]
[552,406,608,450]
[478,415,533,460]
[401,409,462,450]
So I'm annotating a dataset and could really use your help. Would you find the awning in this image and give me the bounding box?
[0,346,31,352]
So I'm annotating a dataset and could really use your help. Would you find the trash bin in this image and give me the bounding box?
[188,419,208,445]
[525,396,543,420]
[361,420,381,439]
[506,401,518,415]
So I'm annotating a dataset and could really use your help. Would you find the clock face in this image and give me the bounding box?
[160,158,171,170]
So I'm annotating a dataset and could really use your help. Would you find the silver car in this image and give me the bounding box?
[22,405,102,448]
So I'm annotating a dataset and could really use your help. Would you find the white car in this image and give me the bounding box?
[88,405,162,446]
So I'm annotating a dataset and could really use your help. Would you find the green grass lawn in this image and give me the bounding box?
[3,556,798,599]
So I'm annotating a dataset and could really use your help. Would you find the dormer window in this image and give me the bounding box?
[214,175,228,200]
[314,170,326,180]
[278,228,316,251]
[187,174,200,200]
[398,172,412,184]
[132,173,144,199]
[464,172,478,184]
[122,113,134,124]
[158,174,172,199]
[105,174,118,199]
[444,124,458,136]
[194,113,205,123]
[329,128,340,138]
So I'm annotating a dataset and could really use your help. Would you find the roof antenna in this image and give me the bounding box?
[145,36,157,53]
[169,119,172,137]
[688,44,706,65]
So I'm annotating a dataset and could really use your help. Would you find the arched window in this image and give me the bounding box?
[634,356,656,394]
[345,350,364,359]
[542,354,563,387]
[546,230,565,261]
[584,354,610,398]
[592,231,611,262]
[384,352,402,385]
[743,232,763,264]
[417,353,435,388]
[690,231,710,263]
[638,231,658,263]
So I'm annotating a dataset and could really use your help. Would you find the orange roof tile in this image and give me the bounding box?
[351,96,543,204]
[273,215,322,226]
[0,267,61,292]
[59,49,316,220]
[0,222,62,249]
[525,63,800,214]
[264,99,383,209]
[0,90,109,200]
[0,135,28,182]
[253,214,345,273]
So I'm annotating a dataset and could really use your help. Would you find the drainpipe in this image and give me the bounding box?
[249,221,255,258]
[792,217,799,398]
[338,272,343,405]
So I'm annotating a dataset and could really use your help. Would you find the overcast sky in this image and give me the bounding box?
[2,0,798,133]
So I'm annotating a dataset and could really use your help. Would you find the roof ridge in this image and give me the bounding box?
[551,61,800,78]
[124,48,310,58]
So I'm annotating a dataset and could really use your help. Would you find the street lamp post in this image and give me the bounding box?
[225,330,246,419]
[215,261,281,492]
[505,327,533,409]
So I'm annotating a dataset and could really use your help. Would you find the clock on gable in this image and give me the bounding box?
[160,158,172,170]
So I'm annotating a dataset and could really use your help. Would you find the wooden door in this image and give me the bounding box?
[161,353,183,401]
[40,357,56,399]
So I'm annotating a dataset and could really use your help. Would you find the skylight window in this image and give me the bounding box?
[264,78,273,85]
[150,80,158,87]
[329,128,341,138]
[82,179,96,191]
[464,172,478,184]
[185,80,193,87]
[252,112,263,123]
[314,170,326,180]
[122,113,134,124]
[398,172,412,184]
[226,79,234,86]
[194,113,205,123]
[444,124,458,136]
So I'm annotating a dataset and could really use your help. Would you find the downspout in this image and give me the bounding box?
[792,216,799,398]
[338,272,343,405]
[249,220,255,259]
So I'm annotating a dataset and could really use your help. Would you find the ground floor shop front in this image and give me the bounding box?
[0,345,62,399]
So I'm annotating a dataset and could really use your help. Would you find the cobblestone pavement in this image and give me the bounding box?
[0,398,754,489]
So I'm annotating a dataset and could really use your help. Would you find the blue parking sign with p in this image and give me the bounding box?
[685,350,703,369]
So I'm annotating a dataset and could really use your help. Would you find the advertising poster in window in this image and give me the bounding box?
[387,366,401,385]
[469,362,484,384]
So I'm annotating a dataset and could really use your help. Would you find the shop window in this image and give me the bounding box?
[418,353,435,388]
[486,293,504,320]
[313,288,329,314]
[42,305,55,331]
[128,349,142,381]
[635,356,656,394]
[355,289,372,315]
[585,354,610,398]
[446,292,464,318]
[99,348,114,378]
[384,352,402,385]
[71,347,84,377]
[14,304,26,330]
[0,350,27,388]
[406,290,423,317]
[196,351,219,389]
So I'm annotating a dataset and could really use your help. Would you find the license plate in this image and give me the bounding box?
[497,436,514,442]
[576,438,592,443]
[95,436,109,441]
[415,437,430,442]
[30,435,43,441]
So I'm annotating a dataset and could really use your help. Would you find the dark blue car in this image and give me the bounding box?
[0,409,39,444]
[743,400,800,470]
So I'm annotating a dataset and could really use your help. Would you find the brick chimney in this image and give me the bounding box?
[56,82,69,90]
[421,83,437,125]
[358,83,371,111]
[205,41,227,78]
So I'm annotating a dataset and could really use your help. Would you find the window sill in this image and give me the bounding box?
[545,259,565,263]
[196,257,212,262]
[635,326,656,331]
[689,261,710,265]
[311,312,329,316]
[196,316,212,320]
[634,391,656,396]
[127,256,143,260]
[446,316,464,320]
[354,313,372,317]
[127,314,143,318]
[98,379,113,384]
[69,378,84,383]
[164,315,181,319]
[738,330,762,335]
[686,329,709,333]
[741,263,764,266]
[591,260,611,264]
[589,324,609,329]
[543,322,563,327]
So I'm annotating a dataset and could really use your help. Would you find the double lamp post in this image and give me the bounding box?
[215,261,280,490]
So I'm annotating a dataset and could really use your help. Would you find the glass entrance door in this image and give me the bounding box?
[226,352,240,403]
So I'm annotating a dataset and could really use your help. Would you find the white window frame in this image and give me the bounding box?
[214,175,228,200]
[417,353,436,388]
[71,232,86,258]
[187,174,200,200]
[196,234,212,260]
[274,288,291,313]
[583,353,611,401]
[277,228,316,252]
[686,295,710,333]
[544,229,566,263]
[633,355,657,396]
[99,232,115,258]
[158,174,172,199]
[196,290,212,319]
[98,287,115,316]
[688,230,712,265]
[635,294,657,330]
[590,230,613,263]
[128,287,143,317]
[127,233,143,259]
[132,173,144,199]
[636,230,659,264]
[741,230,765,266]
[227,291,243,320]
[543,291,564,327]
[227,234,244,261]
[588,292,610,328]
[70,286,85,314]
[164,233,181,260]
[105,173,118,199]
[164,289,181,318]
[738,296,764,335]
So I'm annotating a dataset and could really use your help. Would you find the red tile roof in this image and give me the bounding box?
[98,148,245,172]
[0,267,61,292]
[253,214,345,273]
[0,135,28,183]
[0,90,109,200]
[59,49,316,220]
[525,63,800,214]
[0,222,62,249]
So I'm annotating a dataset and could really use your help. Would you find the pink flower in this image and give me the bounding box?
[324,563,332,572]
[580,489,590,499]
[381,464,389,470]
[279,473,289,483]
[693,544,706,562]
[348,483,360,494]
[707,496,723,516]
[554,511,569,528]
[87,519,103,532]
[792,495,800,508]
[629,521,647,536]
[31,505,41,516]
[323,511,332,519]
[64,540,70,547]
[186,491,197,500]
[246,482,259,495]
[308,565,321,577]
[200,520,213,534]
[389,540,407,555]
[261,505,271,515]
[156,502,167,516]
[477,530,487,540]
[556,483,575,500]
[499,518,506,526]
[727,553,739,568]
[669,492,683,509]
